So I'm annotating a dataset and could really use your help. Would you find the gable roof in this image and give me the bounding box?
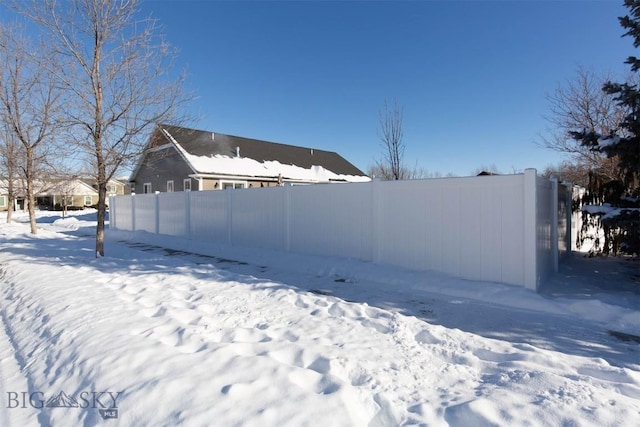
[0,178,99,197]
[80,178,127,189]
[147,124,369,183]
[39,178,98,196]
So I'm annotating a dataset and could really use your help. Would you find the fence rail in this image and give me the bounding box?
[110,169,571,290]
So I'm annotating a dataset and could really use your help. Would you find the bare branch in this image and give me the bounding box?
[0,23,65,233]
[539,67,633,183]
[8,0,192,255]
[377,98,406,180]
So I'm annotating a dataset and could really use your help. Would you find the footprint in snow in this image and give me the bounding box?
[415,329,443,345]
[294,297,309,309]
[146,324,207,354]
[167,307,202,325]
[139,306,166,318]
[314,299,329,308]
[328,303,345,317]
[137,297,157,309]
[220,327,272,343]
[288,368,342,395]
[361,319,392,334]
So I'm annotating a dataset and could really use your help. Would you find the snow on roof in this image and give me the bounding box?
[180,150,371,183]
[42,179,98,196]
[158,125,370,183]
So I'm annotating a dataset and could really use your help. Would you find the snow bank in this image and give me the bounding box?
[0,211,638,426]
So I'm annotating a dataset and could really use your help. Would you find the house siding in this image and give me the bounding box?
[201,179,217,191]
[133,147,194,194]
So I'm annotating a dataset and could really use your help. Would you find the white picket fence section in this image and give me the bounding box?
[110,169,571,290]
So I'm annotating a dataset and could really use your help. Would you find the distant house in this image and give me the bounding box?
[83,178,129,198]
[129,124,370,194]
[0,178,45,211]
[0,179,17,211]
[36,179,99,210]
[0,177,128,211]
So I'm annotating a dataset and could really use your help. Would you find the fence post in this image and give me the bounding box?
[523,169,538,291]
[226,188,233,244]
[109,195,116,230]
[565,184,573,256]
[185,190,191,239]
[551,177,559,272]
[155,192,160,234]
[284,184,291,252]
[371,178,382,263]
[131,193,136,232]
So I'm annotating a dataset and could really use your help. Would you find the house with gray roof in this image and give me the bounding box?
[129,124,370,194]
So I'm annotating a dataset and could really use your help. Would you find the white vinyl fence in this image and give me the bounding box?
[110,169,571,290]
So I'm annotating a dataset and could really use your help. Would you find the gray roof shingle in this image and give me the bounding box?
[160,124,366,177]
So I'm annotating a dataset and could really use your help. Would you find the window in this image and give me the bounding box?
[84,196,93,206]
[183,179,191,191]
[0,196,6,208]
[167,180,174,192]
[221,181,246,190]
[143,183,152,194]
[107,184,117,194]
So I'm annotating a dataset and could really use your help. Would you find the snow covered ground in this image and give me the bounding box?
[0,209,638,426]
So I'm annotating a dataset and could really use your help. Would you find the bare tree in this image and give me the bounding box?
[541,161,591,187]
[0,24,62,234]
[539,67,631,184]
[368,161,435,180]
[0,123,22,223]
[376,98,406,180]
[11,0,189,256]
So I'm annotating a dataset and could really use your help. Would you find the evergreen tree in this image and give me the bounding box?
[571,0,640,256]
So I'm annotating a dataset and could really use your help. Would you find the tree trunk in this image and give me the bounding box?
[26,148,37,234]
[95,182,107,257]
[95,149,107,256]
[5,180,14,224]
[5,198,13,223]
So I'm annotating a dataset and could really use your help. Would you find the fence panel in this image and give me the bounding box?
[557,184,571,257]
[377,180,429,271]
[189,190,228,242]
[459,181,483,280]
[111,195,132,230]
[231,187,286,250]
[288,183,373,260]
[375,175,527,284]
[133,194,157,233]
[159,192,187,237]
[110,170,564,290]
[498,177,526,286]
[536,177,554,284]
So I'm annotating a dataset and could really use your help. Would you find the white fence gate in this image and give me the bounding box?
[110,169,571,290]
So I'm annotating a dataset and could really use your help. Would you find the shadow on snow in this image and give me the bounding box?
[1,225,638,371]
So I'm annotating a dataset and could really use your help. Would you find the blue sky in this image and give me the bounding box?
[141,0,632,176]
[6,0,632,177]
